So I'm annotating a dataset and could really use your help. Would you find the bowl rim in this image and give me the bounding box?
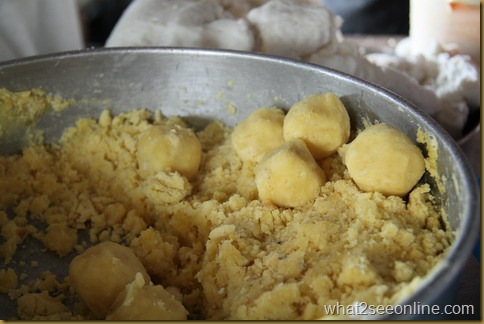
[0,47,480,318]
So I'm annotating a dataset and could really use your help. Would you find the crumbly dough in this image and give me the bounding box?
[340,123,426,197]
[17,291,69,320]
[106,273,188,320]
[41,223,78,257]
[255,139,326,207]
[0,268,18,293]
[68,241,151,318]
[231,107,285,163]
[0,88,73,143]
[0,90,453,320]
[141,171,193,205]
[283,93,350,159]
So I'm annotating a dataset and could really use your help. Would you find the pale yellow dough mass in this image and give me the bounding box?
[68,241,151,318]
[340,123,426,196]
[255,139,326,207]
[106,273,188,320]
[0,89,452,321]
[137,124,201,179]
[231,107,285,163]
[283,93,350,159]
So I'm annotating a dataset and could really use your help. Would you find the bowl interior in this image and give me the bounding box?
[0,48,479,318]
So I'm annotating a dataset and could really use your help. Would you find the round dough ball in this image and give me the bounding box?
[283,93,350,159]
[231,107,285,163]
[255,139,326,208]
[341,123,425,196]
[137,124,201,179]
[69,241,151,319]
[106,273,188,320]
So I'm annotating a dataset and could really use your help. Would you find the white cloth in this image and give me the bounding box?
[107,0,478,138]
[106,0,255,51]
[0,0,84,62]
[366,39,480,137]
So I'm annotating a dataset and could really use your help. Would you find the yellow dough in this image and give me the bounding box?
[283,93,350,159]
[68,241,151,319]
[231,108,285,163]
[137,124,201,179]
[141,171,193,204]
[0,91,453,320]
[340,123,425,196]
[106,273,188,320]
[255,139,326,208]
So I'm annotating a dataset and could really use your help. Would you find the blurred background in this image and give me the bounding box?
[78,0,410,47]
[1,0,478,60]
[78,0,132,47]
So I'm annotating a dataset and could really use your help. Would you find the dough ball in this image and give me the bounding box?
[255,139,326,208]
[106,273,188,320]
[341,123,425,197]
[68,241,150,319]
[283,93,350,159]
[137,124,201,179]
[231,107,285,163]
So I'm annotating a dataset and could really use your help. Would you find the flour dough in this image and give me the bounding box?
[137,124,201,179]
[231,107,285,164]
[68,242,150,318]
[283,93,350,159]
[255,139,326,207]
[340,123,425,197]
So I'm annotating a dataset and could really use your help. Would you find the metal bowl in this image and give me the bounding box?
[0,48,479,319]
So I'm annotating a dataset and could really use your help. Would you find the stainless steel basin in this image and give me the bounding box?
[0,48,479,319]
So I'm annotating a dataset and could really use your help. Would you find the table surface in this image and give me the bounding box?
[346,35,481,320]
